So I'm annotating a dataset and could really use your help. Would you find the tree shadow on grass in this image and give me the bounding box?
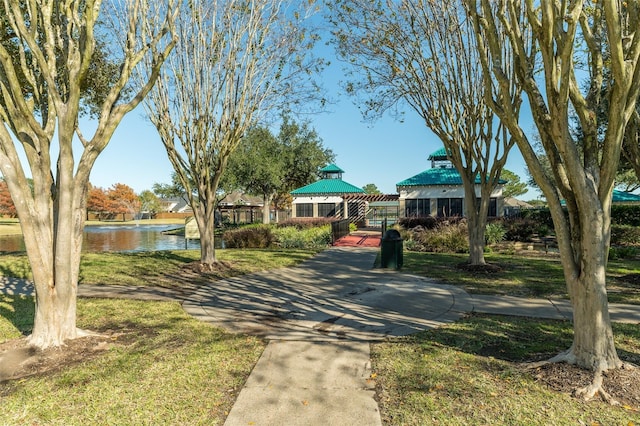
[404,314,573,362]
[0,294,34,336]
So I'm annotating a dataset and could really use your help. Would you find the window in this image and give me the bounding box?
[405,198,430,217]
[437,198,463,217]
[476,198,498,217]
[348,201,362,217]
[296,203,313,217]
[318,203,336,217]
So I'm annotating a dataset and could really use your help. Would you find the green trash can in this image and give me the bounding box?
[380,229,403,269]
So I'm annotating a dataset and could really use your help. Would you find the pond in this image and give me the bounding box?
[0,224,217,253]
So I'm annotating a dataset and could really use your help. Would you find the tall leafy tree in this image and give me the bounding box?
[500,170,528,198]
[0,180,16,217]
[152,173,186,199]
[139,190,162,217]
[362,184,382,195]
[106,183,140,218]
[227,127,283,224]
[276,116,334,208]
[622,110,640,181]
[615,169,640,192]
[466,0,640,400]
[87,186,110,220]
[0,0,176,348]
[143,0,324,268]
[227,116,334,223]
[330,0,520,265]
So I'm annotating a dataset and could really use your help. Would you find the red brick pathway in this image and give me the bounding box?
[333,233,381,248]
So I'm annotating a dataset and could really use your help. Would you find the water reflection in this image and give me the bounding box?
[0,224,208,253]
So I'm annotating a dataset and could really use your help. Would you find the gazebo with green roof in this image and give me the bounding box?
[396,148,505,218]
[290,164,366,220]
[612,189,640,203]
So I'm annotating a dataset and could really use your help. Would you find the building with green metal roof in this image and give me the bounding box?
[290,179,365,196]
[319,163,345,175]
[612,189,640,203]
[396,149,505,218]
[290,164,370,221]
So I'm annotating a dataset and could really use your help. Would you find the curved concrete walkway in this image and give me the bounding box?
[184,247,472,425]
[183,247,472,341]
[2,247,639,425]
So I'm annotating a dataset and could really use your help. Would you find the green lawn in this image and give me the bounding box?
[372,314,640,425]
[401,251,640,304]
[0,297,264,425]
[0,248,318,287]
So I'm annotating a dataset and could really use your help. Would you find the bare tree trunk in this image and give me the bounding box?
[192,199,218,266]
[552,196,622,371]
[467,217,486,265]
[462,176,488,265]
[570,273,621,371]
[199,221,217,266]
[22,211,80,348]
[20,154,88,347]
[262,194,273,224]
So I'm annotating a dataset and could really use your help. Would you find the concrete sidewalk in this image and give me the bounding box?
[223,340,380,426]
[472,294,640,324]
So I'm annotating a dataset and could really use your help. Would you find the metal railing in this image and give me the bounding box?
[331,219,351,244]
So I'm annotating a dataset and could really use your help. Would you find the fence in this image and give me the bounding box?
[331,219,351,244]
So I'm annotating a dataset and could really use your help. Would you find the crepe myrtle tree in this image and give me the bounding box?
[465,0,640,401]
[143,0,324,267]
[330,0,521,265]
[0,0,177,348]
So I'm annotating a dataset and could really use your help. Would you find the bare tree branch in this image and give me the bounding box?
[143,0,323,266]
[0,0,176,348]
[331,0,520,265]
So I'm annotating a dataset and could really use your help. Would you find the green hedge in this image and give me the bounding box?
[611,205,640,226]
[611,224,640,246]
[272,225,332,249]
[520,205,640,227]
[222,225,275,248]
[222,223,332,249]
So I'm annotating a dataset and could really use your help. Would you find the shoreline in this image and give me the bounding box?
[0,218,187,237]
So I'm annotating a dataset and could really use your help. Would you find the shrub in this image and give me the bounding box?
[272,226,306,248]
[273,225,332,249]
[519,208,554,228]
[501,217,550,242]
[403,238,419,251]
[409,221,469,253]
[611,225,640,246]
[611,204,640,226]
[398,216,438,230]
[277,217,334,229]
[391,224,413,241]
[222,224,275,249]
[609,246,639,260]
[485,222,506,245]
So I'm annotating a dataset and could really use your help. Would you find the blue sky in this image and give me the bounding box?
[89,59,538,200]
